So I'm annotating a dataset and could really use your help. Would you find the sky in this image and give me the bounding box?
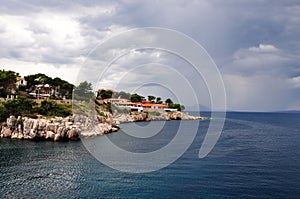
[1,0,300,111]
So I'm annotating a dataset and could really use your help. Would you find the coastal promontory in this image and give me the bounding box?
[0,70,204,141]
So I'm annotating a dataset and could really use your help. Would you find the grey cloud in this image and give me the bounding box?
[100,1,299,66]
[225,44,300,77]
[1,0,300,110]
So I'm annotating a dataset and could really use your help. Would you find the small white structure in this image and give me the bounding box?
[130,106,144,112]
[16,76,27,87]
[131,103,144,112]
[29,84,52,99]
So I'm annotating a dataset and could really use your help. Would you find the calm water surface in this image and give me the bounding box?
[0,112,300,198]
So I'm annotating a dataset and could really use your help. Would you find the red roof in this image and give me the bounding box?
[141,103,168,108]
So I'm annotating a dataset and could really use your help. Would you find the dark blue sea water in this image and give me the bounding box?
[1,112,300,198]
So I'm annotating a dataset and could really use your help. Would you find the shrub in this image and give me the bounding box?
[0,104,8,122]
[3,97,37,118]
[37,100,72,117]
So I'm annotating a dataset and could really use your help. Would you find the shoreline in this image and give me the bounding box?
[0,111,205,141]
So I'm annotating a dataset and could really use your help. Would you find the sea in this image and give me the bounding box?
[0,112,300,198]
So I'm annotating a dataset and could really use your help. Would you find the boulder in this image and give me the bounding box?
[29,129,36,139]
[7,116,16,128]
[17,133,24,139]
[54,134,61,141]
[46,131,55,140]
[112,126,120,132]
[46,124,56,133]
[36,130,46,139]
[38,120,47,130]
[11,130,19,139]
[2,128,12,138]
[169,111,182,120]
[57,126,67,138]
[67,128,79,141]
[18,124,22,134]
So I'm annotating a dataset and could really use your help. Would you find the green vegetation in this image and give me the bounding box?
[95,89,185,112]
[130,93,145,102]
[0,103,9,122]
[113,91,131,99]
[155,97,163,104]
[168,103,185,111]
[0,68,187,122]
[37,100,72,117]
[147,95,156,101]
[97,89,113,99]
[73,81,94,102]
[165,98,173,104]
[3,97,37,118]
[94,87,186,112]
[0,69,84,122]
[0,97,73,122]
[96,90,132,100]
[25,73,74,99]
[0,70,18,98]
[24,73,49,90]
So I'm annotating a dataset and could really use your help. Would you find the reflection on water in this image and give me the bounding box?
[0,140,84,198]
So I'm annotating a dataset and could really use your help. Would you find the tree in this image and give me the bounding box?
[113,91,131,99]
[0,103,8,122]
[130,93,144,102]
[3,97,37,117]
[165,98,173,104]
[148,95,156,102]
[168,103,184,111]
[73,81,94,101]
[25,73,74,99]
[156,97,163,104]
[97,89,113,99]
[24,73,48,90]
[0,70,18,97]
[51,77,74,99]
[38,100,57,116]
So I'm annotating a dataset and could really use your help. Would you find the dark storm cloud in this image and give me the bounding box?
[0,0,300,110]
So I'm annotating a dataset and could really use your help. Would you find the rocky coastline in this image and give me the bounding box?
[0,115,119,142]
[0,111,204,141]
[114,110,203,123]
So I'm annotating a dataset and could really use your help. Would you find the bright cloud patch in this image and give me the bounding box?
[249,44,279,53]
[289,76,300,88]
[228,44,297,77]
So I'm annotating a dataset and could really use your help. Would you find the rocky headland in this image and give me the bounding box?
[0,106,204,141]
[114,110,203,123]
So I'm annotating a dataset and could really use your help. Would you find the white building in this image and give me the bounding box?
[16,76,27,87]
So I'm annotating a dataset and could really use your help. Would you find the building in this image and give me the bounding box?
[103,98,130,104]
[16,76,27,87]
[29,84,52,99]
[141,103,168,110]
[103,97,176,112]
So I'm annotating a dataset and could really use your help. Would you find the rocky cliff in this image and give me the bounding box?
[0,106,204,142]
[114,110,204,123]
[0,115,119,141]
